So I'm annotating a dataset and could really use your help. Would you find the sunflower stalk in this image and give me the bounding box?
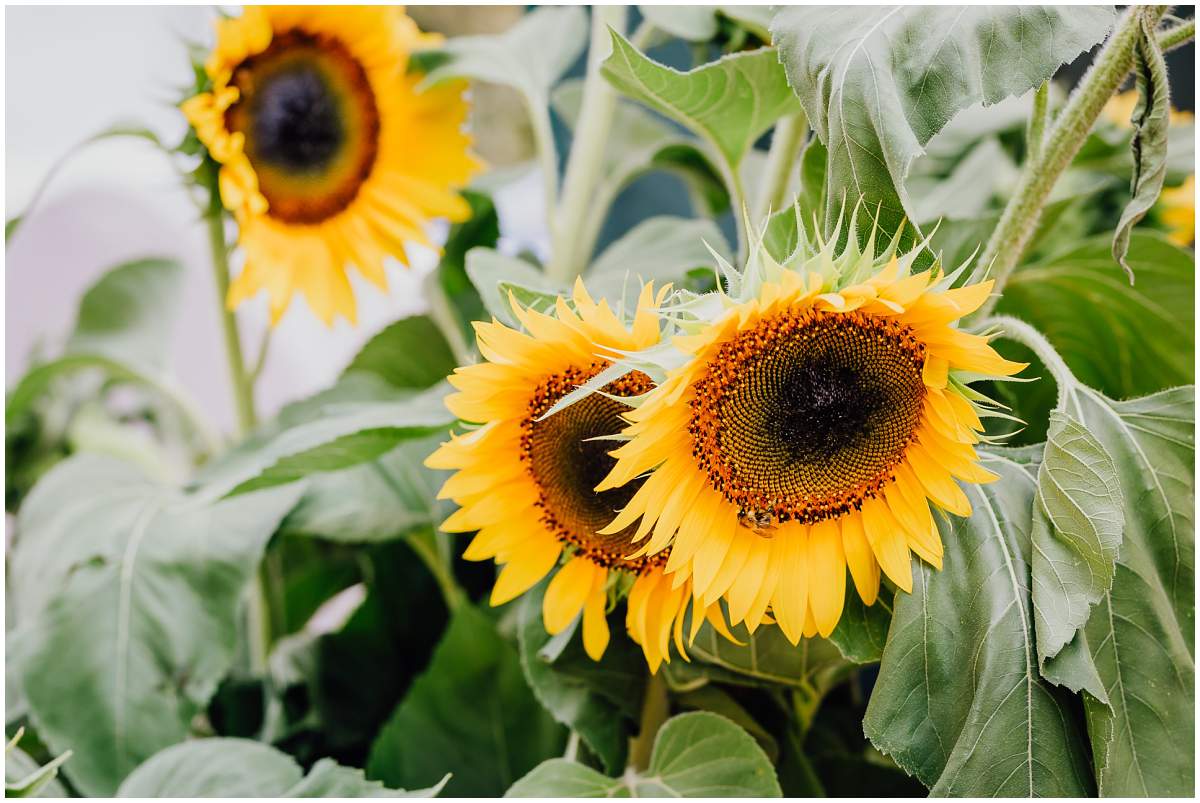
[546,5,628,282]
[753,112,809,226]
[975,316,1077,411]
[409,529,463,612]
[973,5,1168,318]
[628,669,669,771]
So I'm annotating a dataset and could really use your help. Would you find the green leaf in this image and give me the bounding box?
[773,6,1114,247]
[507,712,782,797]
[1031,412,1124,667]
[465,247,562,328]
[863,449,1094,795]
[682,620,853,692]
[423,6,587,109]
[1112,13,1171,279]
[674,686,779,762]
[637,6,719,41]
[587,215,731,303]
[996,232,1195,399]
[197,382,453,499]
[115,738,446,797]
[7,258,185,423]
[8,455,301,795]
[432,190,501,342]
[1040,386,1194,796]
[826,587,893,665]
[368,605,565,797]
[343,316,457,391]
[517,583,644,774]
[601,33,800,172]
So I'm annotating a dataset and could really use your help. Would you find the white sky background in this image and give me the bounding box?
[5,6,545,432]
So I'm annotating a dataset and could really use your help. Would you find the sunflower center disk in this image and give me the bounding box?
[690,309,927,525]
[523,366,662,572]
[226,30,380,224]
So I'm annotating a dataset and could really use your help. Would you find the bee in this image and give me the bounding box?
[738,509,778,538]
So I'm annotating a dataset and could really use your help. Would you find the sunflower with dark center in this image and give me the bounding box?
[182,7,482,325]
[427,281,737,670]
[599,233,1025,644]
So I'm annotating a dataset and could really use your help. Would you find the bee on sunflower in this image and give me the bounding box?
[426,281,738,671]
[182,6,482,325]
[595,211,1026,645]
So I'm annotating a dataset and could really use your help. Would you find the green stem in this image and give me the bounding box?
[628,670,669,771]
[529,100,561,244]
[974,5,1167,318]
[1158,17,1196,52]
[975,315,1077,410]
[424,273,473,365]
[1026,81,1050,164]
[547,6,628,282]
[409,531,463,612]
[204,209,257,436]
[729,164,750,266]
[753,112,809,224]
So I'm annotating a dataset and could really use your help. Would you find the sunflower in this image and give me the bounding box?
[426,281,737,670]
[596,222,1026,644]
[182,6,482,325]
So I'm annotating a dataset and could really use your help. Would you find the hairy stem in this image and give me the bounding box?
[753,112,809,224]
[976,315,1077,410]
[204,208,257,436]
[628,670,669,771]
[530,101,561,245]
[1158,17,1196,52]
[974,5,1168,318]
[1025,81,1051,164]
[547,6,628,282]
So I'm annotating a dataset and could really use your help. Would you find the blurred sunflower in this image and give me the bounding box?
[598,221,1025,643]
[1159,175,1195,247]
[426,282,736,670]
[182,6,482,325]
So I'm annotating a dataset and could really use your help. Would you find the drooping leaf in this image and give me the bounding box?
[9,455,301,795]
[601,33,801,172]
[772,6,1115,248]
[423,6,587,111]
[506,712,782,797]
[1031,412,1124,666]
[114,738,447,797]
[1112,11,1171,279]
[863,448,1095,796]
[997,231,1194,400]
[1040,386,1194,796]
[516,583,645,774]
[368,605,565,797]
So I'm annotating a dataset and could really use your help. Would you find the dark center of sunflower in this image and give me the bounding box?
[226,30,380,224]
[522,365,663,572]
[690,309,926,525]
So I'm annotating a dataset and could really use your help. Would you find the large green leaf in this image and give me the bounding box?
[8,455,301,795]
[115,738,447,797]
[506,711,782,797]
[1031,412,1123,667]
[423,6,586,111]
[863,448,1095,796]
[772,6,1114,247]
[465,248,561,329]
[600,33,800,172]
[680,620,853,693]
[517,583,645,774]
[997,232,1194,399]
[587,215,731,303]
[5,733,70,799]
[367,606,565,797]
[1040,386,1194,796]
